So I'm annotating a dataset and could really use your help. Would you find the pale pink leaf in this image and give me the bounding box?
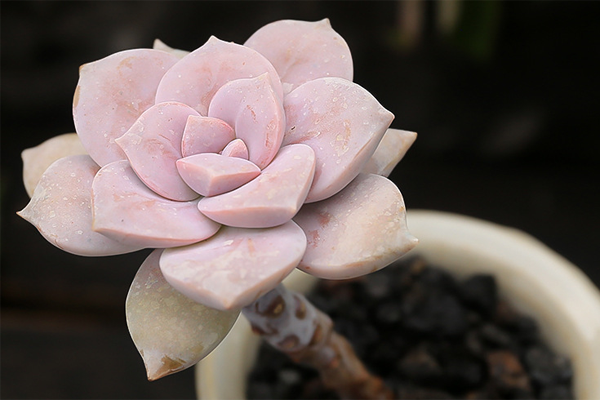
[91,160,220,248]
[208,74,285,169]
[155,36,283,116]
[176,153,261,197]
[294,173,418,280]
[160,221,307,310]
[17,155,142,256]
[115,102,199,201]
[245,19,353,93]
[126,249,239,381]
[362,129,417,177]
[221,138,249,159]
[73,49,179,166]
[22,133,87,197]
[198,144,315,228]
[181,115,235,157]
[283,77,394,203]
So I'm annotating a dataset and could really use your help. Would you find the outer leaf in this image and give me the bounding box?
[73,49,179,166]
[362,129,417,177]
[198,144,315,228]
[294,173,418,279]
[22,133,87,197]
[245,19,353,92]
[160,221,307,310]
[91,160,220,248]
[283,77,394,203]
[127,249,239,381]
[155,36,283,116]
[115,102,199,201]
[17,155,142,256]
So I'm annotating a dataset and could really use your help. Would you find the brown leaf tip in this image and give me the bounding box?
[146,355,187,381]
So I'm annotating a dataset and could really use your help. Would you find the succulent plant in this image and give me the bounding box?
[18,19,417,396]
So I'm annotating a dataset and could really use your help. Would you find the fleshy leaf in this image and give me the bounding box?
[198,144,315,228]
[294,173,418,279]
[91,160,220,248]
[208,74,285,169]
[245,19,353,92]
[362,129,417,177]
[153,38,190,59]
[181,115,235,157]
[176,153,261,197]
[283,77,394,203]
[221,138,249,159]
[126,249,239,381]
[115,102,199,201]
[22,133,87,197]
[160,221,307,310]
[155,36,283,116]
[73,49,179,166]
[17,155,142,256]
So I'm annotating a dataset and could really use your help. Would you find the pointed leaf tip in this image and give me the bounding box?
[146,355,188,381]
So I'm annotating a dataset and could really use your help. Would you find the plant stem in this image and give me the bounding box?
[242,284,394,400]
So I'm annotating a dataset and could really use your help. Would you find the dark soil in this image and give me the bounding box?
[247,258,574,399]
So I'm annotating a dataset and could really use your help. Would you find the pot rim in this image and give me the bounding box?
[196,209,600,399]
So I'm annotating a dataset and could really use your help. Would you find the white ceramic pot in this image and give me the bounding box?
[195,210,600,399]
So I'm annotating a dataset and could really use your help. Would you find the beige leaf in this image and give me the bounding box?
[362,128,417,177]
[126,249,239,381]
[22,133,87,197]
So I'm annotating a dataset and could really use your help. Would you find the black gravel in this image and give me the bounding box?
[246,258,574,399]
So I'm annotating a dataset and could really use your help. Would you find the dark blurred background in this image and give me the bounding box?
[2,1,599,399]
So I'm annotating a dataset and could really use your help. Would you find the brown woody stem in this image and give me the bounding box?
[242,284,394,400]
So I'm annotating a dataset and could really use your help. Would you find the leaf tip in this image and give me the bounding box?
[144,354,188,381]
[317,18,331,27]
[408,234,419,250]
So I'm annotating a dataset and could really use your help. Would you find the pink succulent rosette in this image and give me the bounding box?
[19,19,418,379]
